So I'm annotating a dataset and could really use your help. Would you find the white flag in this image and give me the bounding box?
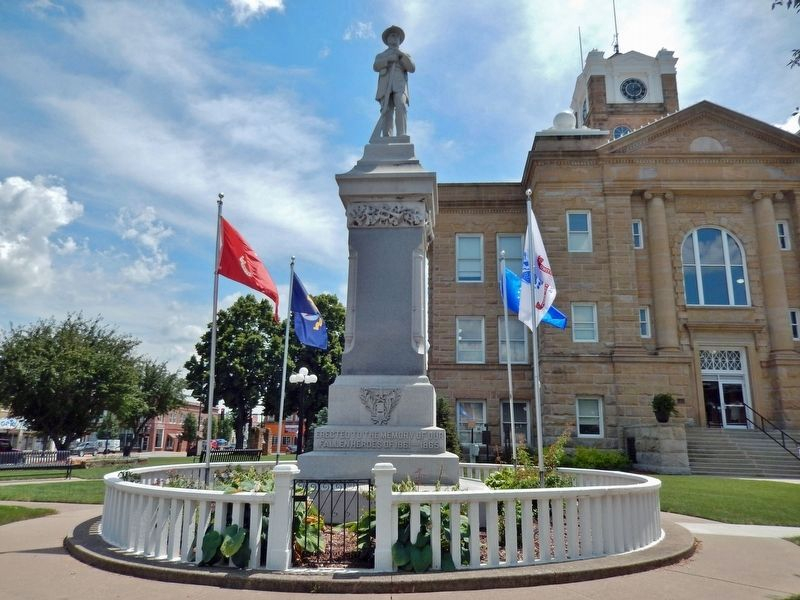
[519,209,557,330]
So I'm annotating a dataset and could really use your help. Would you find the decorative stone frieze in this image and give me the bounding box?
[346,202,427,228]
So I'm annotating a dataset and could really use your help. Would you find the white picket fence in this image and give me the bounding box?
[100,461,662,573]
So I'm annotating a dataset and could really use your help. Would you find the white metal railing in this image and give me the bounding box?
[101,461,661,574]
[372,463,662,572]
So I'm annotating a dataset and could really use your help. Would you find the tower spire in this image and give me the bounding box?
[612,0,620,54]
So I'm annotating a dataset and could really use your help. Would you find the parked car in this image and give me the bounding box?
[71,441,99,457]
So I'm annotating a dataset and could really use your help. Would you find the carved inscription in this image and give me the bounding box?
[360,388,401,425]
[347,203,425,228]
[315,429,445,452]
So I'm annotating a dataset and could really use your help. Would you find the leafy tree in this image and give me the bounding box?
[0,315,140,450]
[96,412,120,439]
[182,413,198,450]
[116,359,185,452]
[436,397,461,455]
[185,295,284,449]
[284,293,345,453]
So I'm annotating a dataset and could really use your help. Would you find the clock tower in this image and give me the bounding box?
[571,49,679,138]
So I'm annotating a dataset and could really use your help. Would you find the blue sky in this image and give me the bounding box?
[1,0,797,370]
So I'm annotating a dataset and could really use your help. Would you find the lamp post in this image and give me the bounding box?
[288,367,317,454]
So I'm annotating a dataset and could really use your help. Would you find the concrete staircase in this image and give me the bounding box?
[686,427,800,478]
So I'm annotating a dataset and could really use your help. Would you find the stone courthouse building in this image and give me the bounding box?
[428,48,800,466]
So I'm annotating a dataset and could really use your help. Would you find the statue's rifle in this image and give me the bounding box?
[370,54,399,141]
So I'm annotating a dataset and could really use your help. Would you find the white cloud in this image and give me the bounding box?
[0,175,83,293]
[115,206,175,284]
[228,0,284,25]
[344,21,376,41]
[774,112,800,134]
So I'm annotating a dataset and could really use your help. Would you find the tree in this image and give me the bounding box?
[116,358,185,453]
[436,397,461,455]
[0,315,140,450]
[185,295,285,449]
[182,413,198,452]
[283,293,345,453]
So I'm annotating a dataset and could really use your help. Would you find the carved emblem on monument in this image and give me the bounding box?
[347,203,426,228]
[360,388,401,425]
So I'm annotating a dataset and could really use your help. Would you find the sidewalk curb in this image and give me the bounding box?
[64,516,697,593]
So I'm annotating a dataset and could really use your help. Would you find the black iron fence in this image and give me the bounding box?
[291,478,374,568]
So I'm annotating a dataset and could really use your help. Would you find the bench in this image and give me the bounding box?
[0,450,73,478]
[195,448,263,463]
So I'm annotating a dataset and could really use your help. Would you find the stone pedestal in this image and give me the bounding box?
[298,137,460,484]
[624,423,690,474]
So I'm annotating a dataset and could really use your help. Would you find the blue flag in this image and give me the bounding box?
[291,273,328,349]
[501,268,568,330]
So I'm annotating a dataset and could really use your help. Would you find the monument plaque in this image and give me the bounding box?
[298,26,459,484]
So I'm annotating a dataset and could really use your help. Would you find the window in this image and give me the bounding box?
[497,234,524,277]
[682,227,749,306]
[571,303,598,342]
[777,221,791,251]
[576,398,603,437]
[154,428,164,449]
[632,220,644,249]
[501,402,530,448]
[169,412,177,424]
[456,400,486,445]
[638,307,651,338]
[791,310,800,341]
[456,317,485,363]
[498,318,528,364]
[456,234,483,282]
[567,211,592,252]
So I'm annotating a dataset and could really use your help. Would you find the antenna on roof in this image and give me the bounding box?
[612,0,620,54]
[578,26,584,70]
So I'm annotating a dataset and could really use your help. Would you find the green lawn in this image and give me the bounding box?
[656,475,800,526]
[0,480,106,504]
[0,504,57,526]
[0,454,294,504]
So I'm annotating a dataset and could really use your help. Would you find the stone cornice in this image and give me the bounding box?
[531,155,800,167]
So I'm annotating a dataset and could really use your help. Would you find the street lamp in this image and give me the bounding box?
[288,367,317,454]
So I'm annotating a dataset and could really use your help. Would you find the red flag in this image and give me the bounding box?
[218,217,279,314]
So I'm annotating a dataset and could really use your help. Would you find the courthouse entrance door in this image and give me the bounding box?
[699,349,751,429]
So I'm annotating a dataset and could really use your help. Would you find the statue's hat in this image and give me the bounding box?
[381,25,405,45]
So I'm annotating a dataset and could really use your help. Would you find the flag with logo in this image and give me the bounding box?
[217,217,279,314]
[502,268,567,329]
[517,209,559,330]
[291,272,328,349]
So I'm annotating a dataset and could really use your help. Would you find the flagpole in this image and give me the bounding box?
[525,188,546,486]
[275,256,295,464]
[205,193,224,486]
[500,251,517,464]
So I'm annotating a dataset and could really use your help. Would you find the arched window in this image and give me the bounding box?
[682,227,749,306]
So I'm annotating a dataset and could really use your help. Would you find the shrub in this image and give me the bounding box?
[560,446,631,471]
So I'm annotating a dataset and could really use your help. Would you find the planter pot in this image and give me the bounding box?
[654,411,671,423]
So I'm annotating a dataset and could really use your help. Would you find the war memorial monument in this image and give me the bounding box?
[298,26,460,484]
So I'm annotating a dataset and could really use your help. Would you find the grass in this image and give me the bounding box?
[0,504,57,526]
[656,475,800,526]
[786,536,800,547]
[0,480,106,504]
[0,453,293,504]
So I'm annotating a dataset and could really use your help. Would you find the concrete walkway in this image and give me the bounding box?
[1,500,799,599]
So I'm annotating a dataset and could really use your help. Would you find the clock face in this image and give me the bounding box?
[620,78,647,101]
[613,125,632,139]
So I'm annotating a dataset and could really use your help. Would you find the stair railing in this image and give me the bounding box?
[743,403,800,462]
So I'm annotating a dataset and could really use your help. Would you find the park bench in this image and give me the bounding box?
[0,450,73,478]
[195,448,263,463]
